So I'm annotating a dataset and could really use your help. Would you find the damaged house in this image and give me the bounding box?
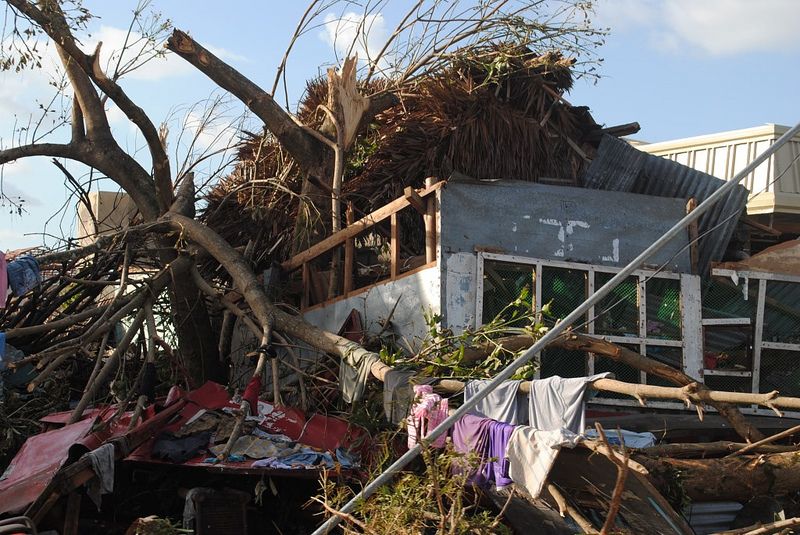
[2,17,800,534]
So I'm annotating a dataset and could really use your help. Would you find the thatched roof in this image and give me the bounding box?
[202,46,605,271]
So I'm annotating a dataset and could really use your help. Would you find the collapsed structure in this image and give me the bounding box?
[1,24,800,534]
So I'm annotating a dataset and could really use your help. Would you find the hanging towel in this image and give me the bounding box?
[451,414,515,489]
[506,425,580,498]
[7,255,40,296]
[464,379,527,425]
[407,384,448,449]
[527,373,611,433]
[86,443,116,510]
[339,344,380,403]
[0,251,7,307]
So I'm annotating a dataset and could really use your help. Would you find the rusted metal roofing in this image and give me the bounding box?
[583,135,750,274]
[715,239,800,277]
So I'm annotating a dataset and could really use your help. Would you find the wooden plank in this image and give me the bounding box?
[424,178,437,263]
[343,203,355,294]
[403,186,426,215]
[390,212,400,279]
[63,492,81,535]
[282,181,445,271]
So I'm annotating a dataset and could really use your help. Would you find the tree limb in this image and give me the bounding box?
[166,29,331,177]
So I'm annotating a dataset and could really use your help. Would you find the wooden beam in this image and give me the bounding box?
[343,203,355,294]
[403,186,426,215]
[424,177,437,263]
[281,181,445,271]
[390,212,400,279]
[63,492,81,535]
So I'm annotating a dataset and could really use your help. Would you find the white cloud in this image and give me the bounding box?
[594,0,800,56]
[661,0,800,55]
[320,11,390,69]
[81,25,248,82]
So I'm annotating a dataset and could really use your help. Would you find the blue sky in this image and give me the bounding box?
[1,0,798,250]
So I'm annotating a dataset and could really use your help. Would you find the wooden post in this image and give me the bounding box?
[686,198,699,274]
[344,202,354,294]
[424,177,437,263]
[390,212,400,279]
[62,492,81,535]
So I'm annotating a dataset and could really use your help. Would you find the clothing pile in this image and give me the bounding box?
[0,253,41,308]
[407,374,655,499]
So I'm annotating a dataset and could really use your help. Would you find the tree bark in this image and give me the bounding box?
[636,451,800,502]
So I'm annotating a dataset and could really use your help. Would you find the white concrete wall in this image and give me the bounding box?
[303,265,441,353]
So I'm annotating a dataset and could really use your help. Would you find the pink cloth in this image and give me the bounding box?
[407,384,448,449]
[0,251,6,308]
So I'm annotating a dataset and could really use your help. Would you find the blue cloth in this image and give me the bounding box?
[583,428,657,449]
[7,256,41,296]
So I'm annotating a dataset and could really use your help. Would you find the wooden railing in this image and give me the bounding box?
[282,178,443,308]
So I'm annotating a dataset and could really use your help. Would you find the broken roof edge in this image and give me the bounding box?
[713,239,800,278]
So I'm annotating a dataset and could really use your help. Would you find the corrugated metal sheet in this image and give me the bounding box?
[686,501,743,535]
[583,135,750,274]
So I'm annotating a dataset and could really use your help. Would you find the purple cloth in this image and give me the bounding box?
[451,414,514,489]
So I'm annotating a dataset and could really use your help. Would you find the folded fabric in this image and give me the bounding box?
[383,368,417,424]
[86,443,115,510]
[407,384,448,449]
[451,414,514,489]
[506,426,580,498]
[6,255,40,296]
[0,251,7,308]
[251,449,335,469]
[339,343,380,403]
[464,379,528,425]
[528,373,612,433]
[583,428,656,449]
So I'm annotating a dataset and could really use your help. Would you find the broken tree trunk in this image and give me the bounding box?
[636,450,800,502]
[462,331,764,442]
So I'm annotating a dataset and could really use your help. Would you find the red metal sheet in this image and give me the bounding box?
[0,418,94,515]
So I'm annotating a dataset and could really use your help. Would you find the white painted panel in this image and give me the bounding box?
[752,140,772,193]
[712,146,728,179]
[442,252,478,334]
[693,149,708,174]
[303,266,441,352]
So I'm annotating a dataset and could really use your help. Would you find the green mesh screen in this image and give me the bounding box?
[646,278,682,340]
[594,345,641,399]
[702,277,757,320]
[539,347,587,379]
[481,261,534,326]
[540,266,587,332]
[703,325,752,372]
[762,281,800,345]
[594,272,639,337]
[704,375,753,394]
[645,346,683,387]
[760,348,800,397]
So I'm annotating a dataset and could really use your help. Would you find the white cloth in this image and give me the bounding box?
[464,379,528,425]
[506,426,580,498]
[527,373,611,433]
[86,443,115,510]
